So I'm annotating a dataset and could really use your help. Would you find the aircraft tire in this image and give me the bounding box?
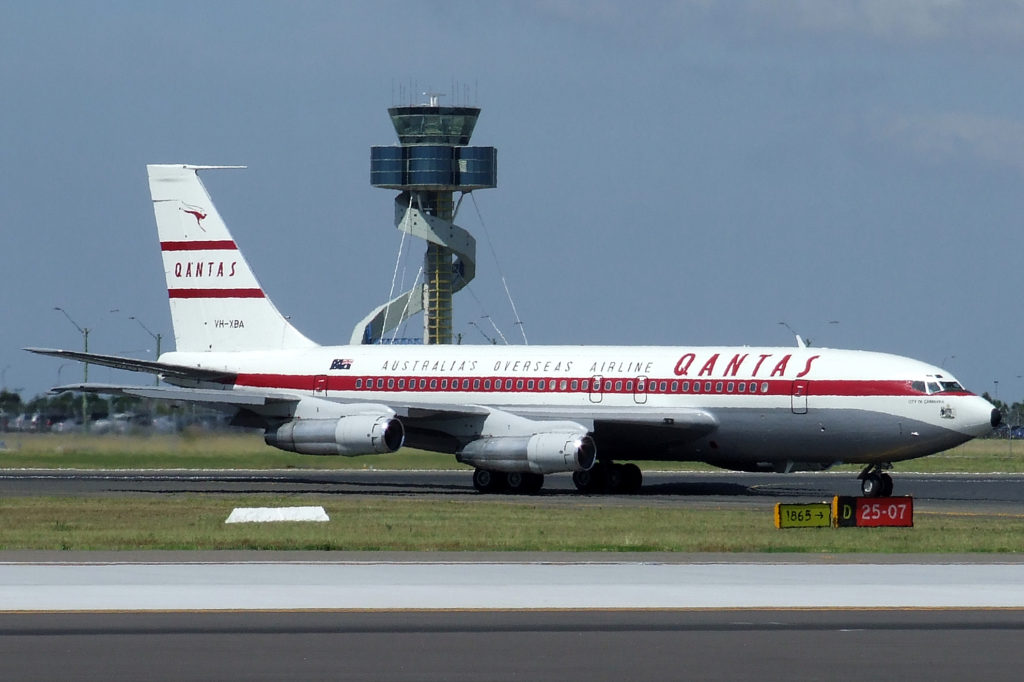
[521,472,544,494]
[621,463,643,493]
[606,464,624,492]
[880,473,894,497]
[472,468,503,493]
[505,471,525,492]
[504,471,544,494]
[861,474,882,498]
[572,464,607,493]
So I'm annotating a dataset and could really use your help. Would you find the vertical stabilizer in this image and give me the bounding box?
[148,164,318,352]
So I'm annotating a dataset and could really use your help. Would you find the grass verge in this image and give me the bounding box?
[2,495,1023,552]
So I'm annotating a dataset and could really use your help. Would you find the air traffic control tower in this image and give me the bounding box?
[350,96,497,345]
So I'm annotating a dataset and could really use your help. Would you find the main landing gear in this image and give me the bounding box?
[472,468,544,494]
[471,461,644,495]
[572,461,643,495]
[858,463,894,498]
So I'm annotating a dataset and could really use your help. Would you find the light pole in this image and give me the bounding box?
[54,306,89,428]
[129,316,162,386]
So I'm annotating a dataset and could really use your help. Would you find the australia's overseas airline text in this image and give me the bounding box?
[360,352,820,380]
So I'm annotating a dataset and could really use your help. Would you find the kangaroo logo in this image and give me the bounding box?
[182,204,208,231]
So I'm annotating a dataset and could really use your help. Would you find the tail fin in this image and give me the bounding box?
[147,164,318,353]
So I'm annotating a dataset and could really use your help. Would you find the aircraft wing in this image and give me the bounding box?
[507,405,718,434]
[24,348,235,383]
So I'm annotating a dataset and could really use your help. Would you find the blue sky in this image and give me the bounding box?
[3,0,1024,401]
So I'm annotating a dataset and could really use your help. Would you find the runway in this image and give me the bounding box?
[3,469,1024,514]
[0,607,1022,681]
[2,555,1024,681]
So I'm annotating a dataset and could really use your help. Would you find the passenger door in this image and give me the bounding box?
[791,380,808,414]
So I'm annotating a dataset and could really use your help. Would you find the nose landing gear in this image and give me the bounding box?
[858,463,894,497]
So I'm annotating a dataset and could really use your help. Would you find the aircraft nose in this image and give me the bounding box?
[958,395,1001,438]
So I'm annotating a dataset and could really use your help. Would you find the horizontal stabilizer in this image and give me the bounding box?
[24,348,235,383]
[50,383,299,407]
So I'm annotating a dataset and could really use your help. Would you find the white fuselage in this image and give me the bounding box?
[162,343,997,470]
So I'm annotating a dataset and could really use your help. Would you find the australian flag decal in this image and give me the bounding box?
[330,358,353,370]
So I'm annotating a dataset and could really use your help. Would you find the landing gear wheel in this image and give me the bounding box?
[521,472,544,494]
[505,471,525,492]
[861,474,882,497]
[503,472,544,494]
[572,464,607,493]
[573,462,642,494]
[472,468,502,493]
[621,463,643,494]
[859,463,894,498]
[606,464,624,492]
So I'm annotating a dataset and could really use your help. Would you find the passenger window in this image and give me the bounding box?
[527,380,534,390]
[671,381,679,392]
[517,380,524,390]
[376,378,384,389]
[430,379,438,389]
[715,382,723,392]
[356,379,362,389]
[615,380,623,391]
[462,379,470,389]
[483,379,491,390]
[682,381,689,392]
[388,378,395,389]
[473,379,480,389]
[704,382,712,392]
[727,382,734,393]
[441,379,447,389]
[761,382,769,393]
[561,380,568,391]
[505,379,513,390]
[398,379,405,389]
[660,381,667,392]
[738,382,746,392]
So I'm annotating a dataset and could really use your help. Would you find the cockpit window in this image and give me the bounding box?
[913,379,967,395]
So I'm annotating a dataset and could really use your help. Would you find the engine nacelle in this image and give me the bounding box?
[264,415,405,456]
[457,431,597,474]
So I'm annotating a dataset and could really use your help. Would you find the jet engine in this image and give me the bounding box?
[457,432,597,474]
[265,415,405,456]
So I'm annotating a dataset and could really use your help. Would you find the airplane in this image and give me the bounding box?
[28,164,1001,497]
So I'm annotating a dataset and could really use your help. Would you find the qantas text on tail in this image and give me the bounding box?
[28,164,1000,497]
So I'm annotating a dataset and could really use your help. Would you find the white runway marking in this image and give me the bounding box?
[2,561,1024,611]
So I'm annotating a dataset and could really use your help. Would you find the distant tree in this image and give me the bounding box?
[0,390,22,413]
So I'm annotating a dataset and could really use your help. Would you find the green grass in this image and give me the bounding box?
[1,495,1022,552]
[0,432,467,470]
[2,434,1021,554]
[1,433,1021,473]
